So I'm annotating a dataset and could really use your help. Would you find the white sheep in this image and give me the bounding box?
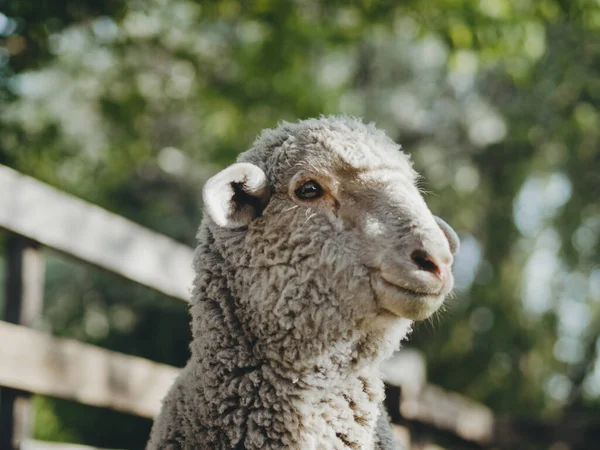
[147,116,459,449]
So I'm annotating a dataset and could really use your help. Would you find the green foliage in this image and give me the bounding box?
[34,396,152,449]
[1,0,599,448]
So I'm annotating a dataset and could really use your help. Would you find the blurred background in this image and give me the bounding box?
[0,0,599,449]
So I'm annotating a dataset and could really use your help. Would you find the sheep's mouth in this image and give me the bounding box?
[374,272,443,298]
[371,271,446,321]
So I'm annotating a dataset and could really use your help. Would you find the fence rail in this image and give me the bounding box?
[0,165,194,301]
[0,321,178,419]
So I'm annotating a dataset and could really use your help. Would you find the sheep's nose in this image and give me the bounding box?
[410,249,447,278]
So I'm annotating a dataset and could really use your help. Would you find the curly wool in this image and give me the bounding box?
[146,116,450,450]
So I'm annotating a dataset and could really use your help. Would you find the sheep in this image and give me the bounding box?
[147,116,459,450]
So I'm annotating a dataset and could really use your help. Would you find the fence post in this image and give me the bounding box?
[0,235,45,450]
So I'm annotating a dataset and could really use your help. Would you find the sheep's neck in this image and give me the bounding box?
[187,229,403,448]
[189,322,384,449]
[189,291,390,449]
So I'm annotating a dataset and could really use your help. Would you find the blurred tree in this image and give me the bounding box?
[0,0,599,448]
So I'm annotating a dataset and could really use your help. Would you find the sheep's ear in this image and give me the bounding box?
[434,216,460,255]
[203,163,271,229]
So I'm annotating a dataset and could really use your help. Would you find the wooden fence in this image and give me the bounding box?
[0,164,496,450]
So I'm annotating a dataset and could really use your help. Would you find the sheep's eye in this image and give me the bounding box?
[295,180,324,200]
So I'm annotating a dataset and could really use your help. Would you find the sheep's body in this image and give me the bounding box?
[149,221,411,449]
[147,117,457,449]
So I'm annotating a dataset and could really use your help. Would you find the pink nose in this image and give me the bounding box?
[410,249,448,279]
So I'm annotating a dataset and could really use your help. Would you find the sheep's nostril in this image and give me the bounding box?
[411,250,441,275]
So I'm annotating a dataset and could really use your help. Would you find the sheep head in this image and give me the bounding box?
[201,117,458,367]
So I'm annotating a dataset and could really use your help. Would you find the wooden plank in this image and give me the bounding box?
[381,349,426,396]
[399,383,494,444]
[19,243,46,328]
[2,236,46,328]
[390,424,410,449]
[0,321,179,419]
[0,165,194,301]
[21,440,120,450]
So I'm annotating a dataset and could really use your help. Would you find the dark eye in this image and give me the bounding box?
[295,180,324,200]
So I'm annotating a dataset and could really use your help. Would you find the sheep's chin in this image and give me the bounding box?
[371,273,446,321]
